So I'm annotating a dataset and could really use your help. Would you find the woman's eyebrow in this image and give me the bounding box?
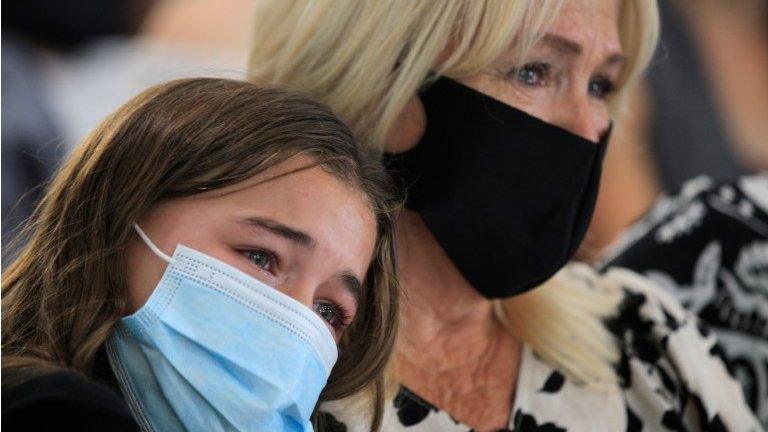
[541,33,627,66]
[241,217,316,249]
[605,53,627,67]
[542,33,582,56]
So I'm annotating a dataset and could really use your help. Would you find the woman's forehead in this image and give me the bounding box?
[542,0,623,57]
[550,0,621,38]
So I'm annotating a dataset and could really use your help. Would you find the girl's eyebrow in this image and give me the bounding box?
[337,272,362,306]
[241,217,316,250]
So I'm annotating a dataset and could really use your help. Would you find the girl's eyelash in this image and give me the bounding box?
[315,300,354,330]
[334,303,353,327]
[239,247,355,331]
[241,248,279,274]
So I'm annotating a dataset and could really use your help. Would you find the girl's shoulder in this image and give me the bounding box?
[2,367,139,432]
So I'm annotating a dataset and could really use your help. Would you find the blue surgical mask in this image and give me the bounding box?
[106,224,338,432]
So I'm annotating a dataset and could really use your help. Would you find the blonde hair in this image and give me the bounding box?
[249,0,659,392]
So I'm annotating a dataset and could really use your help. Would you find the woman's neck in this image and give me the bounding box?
[393,211,521,431]
[395,211,500,361]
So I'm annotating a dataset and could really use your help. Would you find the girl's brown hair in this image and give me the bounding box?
[1,77,399,429]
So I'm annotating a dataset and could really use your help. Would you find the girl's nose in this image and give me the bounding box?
[279,280,315,310]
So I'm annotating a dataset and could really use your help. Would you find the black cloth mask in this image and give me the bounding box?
[385,76,610,299]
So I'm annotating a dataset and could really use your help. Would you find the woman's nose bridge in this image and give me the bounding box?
[570,104,602,142]
[553,93,604,142]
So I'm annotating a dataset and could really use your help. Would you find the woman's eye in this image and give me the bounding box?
[510,62,550,87]
[313,301,351,329]
[588,76,616,99]
[242,249,275,272]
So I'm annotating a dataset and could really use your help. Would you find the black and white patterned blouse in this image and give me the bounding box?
[319,174,767,431]
[320,265,762,431]
[600,174,768,427]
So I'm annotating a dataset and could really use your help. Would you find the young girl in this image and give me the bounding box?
[2,78,399,431]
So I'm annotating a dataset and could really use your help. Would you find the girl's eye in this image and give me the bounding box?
[510,62,550,87]
[588,76,616,99]
[313,301,352,330]
[242,249,276,272]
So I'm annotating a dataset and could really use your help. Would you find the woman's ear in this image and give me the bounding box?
[384,95,426,154]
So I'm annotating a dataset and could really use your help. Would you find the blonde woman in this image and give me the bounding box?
[249,1,762,431]
[2,78,399,431]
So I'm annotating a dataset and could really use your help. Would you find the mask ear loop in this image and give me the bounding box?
[133,223,173,264]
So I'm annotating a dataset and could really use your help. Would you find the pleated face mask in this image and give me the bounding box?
[106,224,338,432]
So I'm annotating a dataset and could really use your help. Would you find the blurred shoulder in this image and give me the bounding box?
[600,173,768,269]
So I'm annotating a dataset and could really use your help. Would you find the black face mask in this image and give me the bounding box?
[385,76,610,299]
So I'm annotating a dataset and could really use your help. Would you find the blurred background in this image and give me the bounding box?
[2,0,255,262]
[583,0,768,257]
[2,0,768,261]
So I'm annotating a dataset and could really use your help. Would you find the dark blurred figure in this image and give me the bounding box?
[1,0,155,263]
[644,0,768,189]
[588,0,768,251]
[3,0,153,49]
[2,35,61,259]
